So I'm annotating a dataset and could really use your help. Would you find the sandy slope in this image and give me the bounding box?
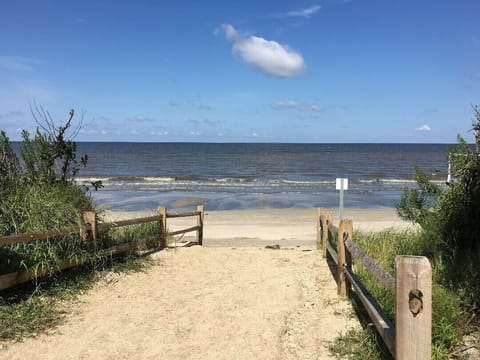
[1,247,360,359]
[1,207,411,359]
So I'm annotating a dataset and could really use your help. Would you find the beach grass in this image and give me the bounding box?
[0,252,157,341]
[0,220,163,341]
[330,230,469,359]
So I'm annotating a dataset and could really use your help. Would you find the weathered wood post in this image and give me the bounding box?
[337,219,353,297]
[83,211,98,253]
[316,208,323,250]
[322,211,332,258]
[197,205,204,245]
[344,220,353,295]
[83,211,98,269]
[158,206,167,249]
[395,256,432,359]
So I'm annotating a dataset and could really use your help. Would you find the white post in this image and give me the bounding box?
[336,178,348,220]
[339,181,344,220]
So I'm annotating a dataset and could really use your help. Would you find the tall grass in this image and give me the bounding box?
[0,254,157,341]
[1,113,165,340]
[330,230,469,359]
[1,220,162,276]
[0,220,162,341]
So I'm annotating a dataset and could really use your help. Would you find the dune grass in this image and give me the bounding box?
[330,230,470,359]
[0,221,162,341]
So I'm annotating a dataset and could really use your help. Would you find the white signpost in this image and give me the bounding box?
[336,178,349,220]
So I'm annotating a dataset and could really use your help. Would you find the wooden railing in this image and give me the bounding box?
[158,205,204,246]
[316,208,432,360]
[0,205,205,292]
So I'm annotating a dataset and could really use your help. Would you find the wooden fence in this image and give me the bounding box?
[0,205,204,292]
[316,208,432,360]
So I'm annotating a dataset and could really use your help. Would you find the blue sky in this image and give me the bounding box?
[1,0,479,143]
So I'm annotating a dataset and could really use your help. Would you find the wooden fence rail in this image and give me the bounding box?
[316,208,432,359]
[0,205,205,292]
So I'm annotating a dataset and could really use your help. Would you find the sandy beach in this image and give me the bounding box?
[1,207,413,359]
[103,206,416,247]
[1,247,360,359]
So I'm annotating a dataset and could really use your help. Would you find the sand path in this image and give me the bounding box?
[2,207,412,359]
[1,247,358,359]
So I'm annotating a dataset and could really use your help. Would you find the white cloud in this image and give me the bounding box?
[287,5,322,18]
[218,24,305,78]
[219,24,240,42]
[168,99,212,111]
[80,129,98,135]
[268,5,322,19]
[128,115,154,122]
[150,130,169,136]
[190,131,201,136]
[189,118,221,125]
[416,124,432,132]
[272,100,324,111]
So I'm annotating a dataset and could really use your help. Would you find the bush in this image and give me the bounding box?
[396,105,480,302]
[0,108,93,236]
[0,109,96,277]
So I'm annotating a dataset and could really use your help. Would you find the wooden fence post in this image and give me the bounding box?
[337,219,353,297]
[395,256,432,360]
[197,205,204,245]
[316,208,323,250]
[158,206,167,249]
[322,211,332,258]
[83,211,98,253]
[344,220,353,294]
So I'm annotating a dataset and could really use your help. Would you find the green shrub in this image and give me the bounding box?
[0,108,163,341]
[0,109,95,276]
[396,105,480,300]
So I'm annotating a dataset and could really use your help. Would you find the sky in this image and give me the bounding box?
[1,0,479,143]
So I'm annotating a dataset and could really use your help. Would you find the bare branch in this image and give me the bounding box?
[30,99,57,136]
[70,114,83,139]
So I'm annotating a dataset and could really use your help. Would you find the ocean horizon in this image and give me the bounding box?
[51,142,453,212]
[10,141,454,211]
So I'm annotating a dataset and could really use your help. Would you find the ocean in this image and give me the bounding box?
[71,143,452,211]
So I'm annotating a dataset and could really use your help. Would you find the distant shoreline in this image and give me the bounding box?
[103,207,416,248]
[29,142,452,211]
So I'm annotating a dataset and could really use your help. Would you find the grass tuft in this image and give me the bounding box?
[0,254,158,341]
[330,229,471,359]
